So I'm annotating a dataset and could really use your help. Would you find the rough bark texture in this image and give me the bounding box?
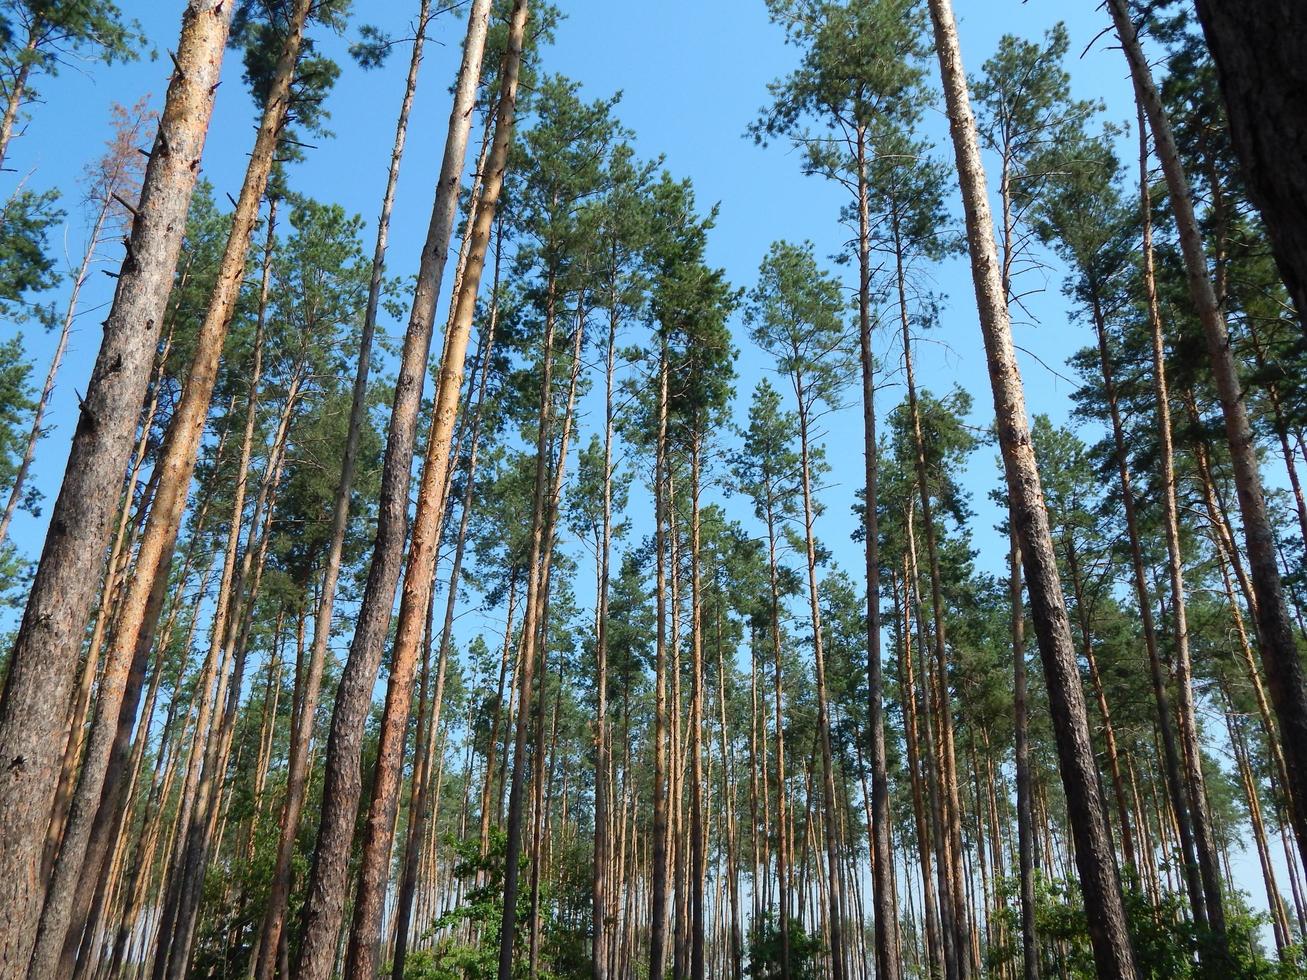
[291,1,497,972]
[1192,0,1307,332]
[343,22,517,955]
[0,4,231,969]
[251,4,440,974]
[1109,0,1307,875]
[926,0,1139,974]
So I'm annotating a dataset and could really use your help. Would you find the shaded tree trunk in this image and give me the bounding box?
[1108,0,1307,877]
[1192,0,1307,332]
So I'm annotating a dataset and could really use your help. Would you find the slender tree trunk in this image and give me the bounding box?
[689,436,706,980]
[1109,0,1307,874]
[0,197,111,550]
[1086,290,1206,926]
[650,355,671,980]
[895,561,942,979]
[391,239,501,980]
[1011,530,1040,980]
[895,221,972,977]
[252,3,438,970]
[593,287,619,980]
[0,6,232,968]
[0,26,37,171]
[857,124,900,980]
[292,3,499,974]
[343,9,521,961]
[794,377,846,980]
[927,1,1138,973]
[1137,108,1228,943]
[500,280,584,980]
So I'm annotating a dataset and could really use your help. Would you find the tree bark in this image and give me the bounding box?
[857,123,900,980]
[1108,0,1307,876]
[1137,106,1227,943]
[341,1,519,965]
[1192,0,1307,332]
[252,3,442,971]
[292,2,498,973]
[926,0,1138,973]
[1011,530,1040,980]
[0,4,232,969]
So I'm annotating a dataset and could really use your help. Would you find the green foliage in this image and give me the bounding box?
[0,0,144,139]
[400,829,538,979]
[0,188,60,323]
[746,912,824,980]
[747,240,854,413]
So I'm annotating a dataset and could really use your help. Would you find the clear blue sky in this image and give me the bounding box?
[6,0,1133,583]
[3,0,1282,936]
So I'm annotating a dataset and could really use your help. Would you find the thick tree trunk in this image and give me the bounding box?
[292,2,500,973]
[391,244,500,980]
[252,3,441,971]
[1108,0,1307,877]
[40,0,308,961]
[927,0,1138,974]
[1192,0,1307,332]
[0,4,232,969]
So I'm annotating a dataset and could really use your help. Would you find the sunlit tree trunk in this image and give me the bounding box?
[0,7,233,967]
[926,0,1137,972]
[292,2,501,973]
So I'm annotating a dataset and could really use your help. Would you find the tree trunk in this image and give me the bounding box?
[650,355,671,980]
[593,282,619,980]
[0,196,111,550]
[499,273,583,980]
[857,123,900,980]
[0,5,231,967]
[1109,0,1307,876]
[895,218,972,977]
[0,26,37,171]
[1192,0,1307,332]
[794,378,846,980]
[252,2,439,971]
[342,2,520,960]
[391,237,500,980]
[1138,107,1227,943]
[1010,530,1040,980]
[689,437,706,980]
[292,2,499,974]
[927,0,1138,973]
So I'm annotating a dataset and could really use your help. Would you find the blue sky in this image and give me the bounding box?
[2,0,1285,938]
[6,0,1134,587]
